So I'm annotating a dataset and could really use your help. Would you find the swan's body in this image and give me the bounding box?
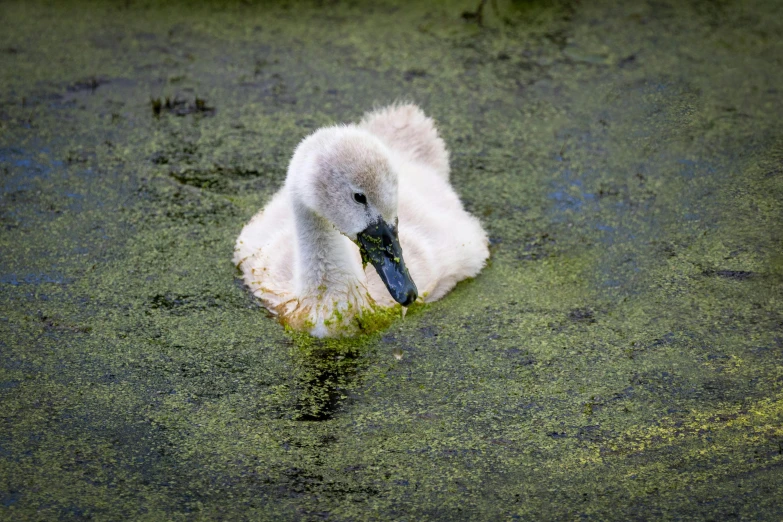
[234,104,488,337]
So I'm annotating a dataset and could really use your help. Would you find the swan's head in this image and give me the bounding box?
[288,127,418,306]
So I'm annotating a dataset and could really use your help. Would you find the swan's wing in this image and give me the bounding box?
[396,171,489,303]
[233,190,290,266]
[234,190,297,310]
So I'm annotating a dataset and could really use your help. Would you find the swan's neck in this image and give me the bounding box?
[291,198,365,299]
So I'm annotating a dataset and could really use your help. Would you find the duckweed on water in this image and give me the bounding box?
[1,0,782,519]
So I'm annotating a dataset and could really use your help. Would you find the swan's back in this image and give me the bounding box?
[360,103,450,180]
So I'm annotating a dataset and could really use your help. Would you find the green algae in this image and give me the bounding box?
[1,0,783,519]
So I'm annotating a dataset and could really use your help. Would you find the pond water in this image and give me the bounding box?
[1,0,782,519]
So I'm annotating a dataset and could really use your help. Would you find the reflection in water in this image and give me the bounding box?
[288,335,372,421]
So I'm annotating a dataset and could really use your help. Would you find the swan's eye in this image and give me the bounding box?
[353,193,367,205]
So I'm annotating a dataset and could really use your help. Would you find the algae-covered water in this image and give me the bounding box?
[1,0,782,519]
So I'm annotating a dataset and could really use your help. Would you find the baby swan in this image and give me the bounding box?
[234,104,489,337]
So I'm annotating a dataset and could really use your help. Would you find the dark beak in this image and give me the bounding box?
[357,219,418,307]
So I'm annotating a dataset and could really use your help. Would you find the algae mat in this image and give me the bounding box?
[1,0,782,519]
